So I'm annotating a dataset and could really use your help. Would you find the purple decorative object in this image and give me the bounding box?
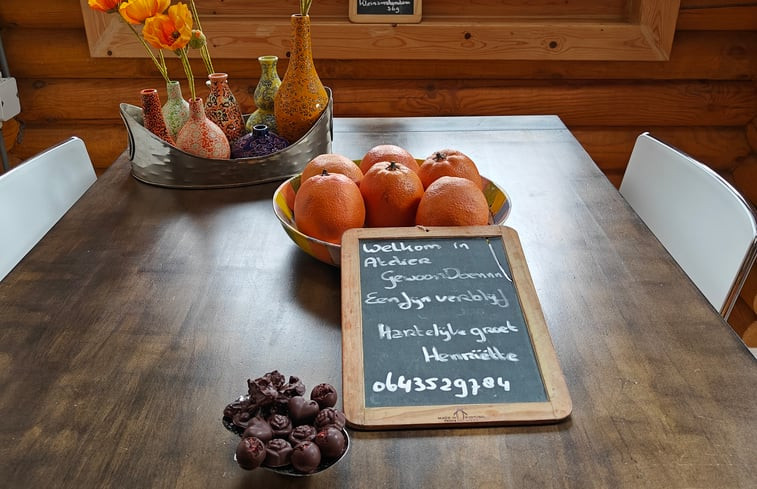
[231,124,289,159]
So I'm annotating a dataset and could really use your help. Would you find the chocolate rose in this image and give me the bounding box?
[268,413,293,438]
[314,407,346,430]
[289,424,317,446]
[264,438,294,468]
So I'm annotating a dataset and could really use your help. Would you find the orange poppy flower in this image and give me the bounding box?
[119,0,171,25]
[87,0,122,13]
[142,3,193,51]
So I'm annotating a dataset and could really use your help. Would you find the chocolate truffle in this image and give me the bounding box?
[280,375,306,398]
[235,436,266,470]
[291,441,322,474]
[288,396,320,426]
[268,413,293,438]
[248,377,279,409]
[232,410,254,430]
[310,383,338,409]
[315,425,347,460]
[289,424,317,446]
[242,416,273,443]
[315,407,347,430]
[264,438,294,468]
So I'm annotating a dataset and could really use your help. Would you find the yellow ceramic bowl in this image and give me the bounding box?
[273,174,511,267]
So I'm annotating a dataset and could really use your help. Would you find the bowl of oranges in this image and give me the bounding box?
[272,145,511,266]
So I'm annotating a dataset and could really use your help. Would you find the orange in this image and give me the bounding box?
[301,153,363,186]
[415,176,490,227]
[360,161,424,227]
[417,149,483,189]
[294,171,366,244]
[359,144,420,174]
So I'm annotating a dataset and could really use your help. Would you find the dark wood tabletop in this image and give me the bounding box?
[1,116,755,488]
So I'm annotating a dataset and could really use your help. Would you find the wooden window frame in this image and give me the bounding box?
[80,0,680,61]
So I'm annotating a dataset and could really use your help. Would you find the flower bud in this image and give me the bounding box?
[189,29,207,49]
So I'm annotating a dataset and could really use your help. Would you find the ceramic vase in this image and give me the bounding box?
[274,14,328,143]
[231,124,289,159]
[140,88,174,145]
[246,56,282,133]
[162,80,190,141]
[204,73,246,143]
[176,97,230,159]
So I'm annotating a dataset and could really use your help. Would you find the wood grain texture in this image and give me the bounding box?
[5,30,754,81]
[12,78,757,127]
[77,0,678,61]
[1,116,755,488]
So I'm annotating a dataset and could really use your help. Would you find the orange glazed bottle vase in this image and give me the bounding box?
[274,14,328,143]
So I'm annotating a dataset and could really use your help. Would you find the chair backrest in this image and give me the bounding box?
[0,136,97,281]
[619,133,757,319]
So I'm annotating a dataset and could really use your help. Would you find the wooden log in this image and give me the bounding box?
[13,78,757,128]
[0,0,83,29]
[9,123,127,172]
[1,118,20,153]
[2,0,629,28]
[5,0,751,32]
[571,126,751,172]
[677,6,757,31]
[732,155,757,206]
[747,117,757,152]
[4,28,755,81]
[10,122,747,184]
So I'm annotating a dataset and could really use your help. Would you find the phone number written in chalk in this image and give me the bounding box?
[372,372,511,399]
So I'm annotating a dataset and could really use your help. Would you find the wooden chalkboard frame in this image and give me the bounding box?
[349,0,422,24]
[341,225,571,429]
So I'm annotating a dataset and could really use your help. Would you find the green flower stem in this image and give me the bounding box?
[187,0,214,75]
[300,0,313,16]
[178,49,196,100]
[125,21,171,84]
[200,47,214,76]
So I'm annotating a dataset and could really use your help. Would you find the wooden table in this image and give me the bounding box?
[1,116,754,488]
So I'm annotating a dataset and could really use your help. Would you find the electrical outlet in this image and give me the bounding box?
[0,77,21,122]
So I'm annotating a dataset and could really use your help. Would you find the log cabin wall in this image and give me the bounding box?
[1,0,756,338]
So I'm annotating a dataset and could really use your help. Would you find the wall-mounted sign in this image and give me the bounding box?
[349,0,422,24]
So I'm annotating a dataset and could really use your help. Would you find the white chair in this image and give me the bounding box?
[619,132,757,319]
[0,136,96,281]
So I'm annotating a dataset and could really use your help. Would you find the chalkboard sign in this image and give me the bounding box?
[341,226,571,429]
[349,0,422,24]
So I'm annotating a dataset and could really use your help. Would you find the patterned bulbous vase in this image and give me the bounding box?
[140,88,174,145]
[161,80,190,141]
[204,73,246,143]
[246,55,281,133]
[274,14,328,143]
[231,124,289,159]
[176,97,230,159]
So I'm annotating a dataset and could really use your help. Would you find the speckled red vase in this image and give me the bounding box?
[204,73,246,143]
[140,88,174,145]
[176,97,230,159]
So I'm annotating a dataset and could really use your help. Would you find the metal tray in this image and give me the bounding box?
[119,88,333,189]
